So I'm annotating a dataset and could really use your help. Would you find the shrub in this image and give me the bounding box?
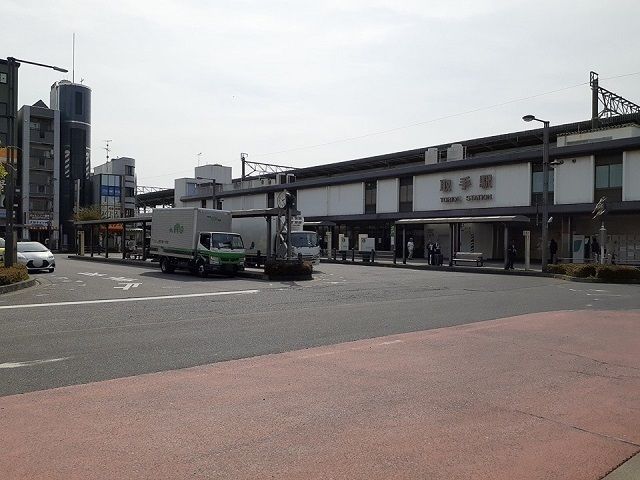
[0,265,29,286]
[596,265,640,282]
[544,263,640,282]
[264,260,313,278]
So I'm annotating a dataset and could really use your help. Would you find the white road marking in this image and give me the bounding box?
[107,276,138,282]
[114,282,142,291]
[0,289,260,310]
[0,357,71,369]
[78,272,106,277]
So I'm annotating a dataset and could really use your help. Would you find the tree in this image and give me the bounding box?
[74,205,104,221]
[0,163,7,192]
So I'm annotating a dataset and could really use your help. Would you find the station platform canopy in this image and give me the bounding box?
[303,221,336,227]
[75,216,152,226]
[395,215,530,225]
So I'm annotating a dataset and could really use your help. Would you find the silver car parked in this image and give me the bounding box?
[17,241,56,273]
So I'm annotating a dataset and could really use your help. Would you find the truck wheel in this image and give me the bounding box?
[197,263,208,278]
[160,258,175,273]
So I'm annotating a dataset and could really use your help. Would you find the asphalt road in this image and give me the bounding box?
[1,256,639,396]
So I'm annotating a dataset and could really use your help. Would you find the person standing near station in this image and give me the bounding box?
[407,238,415,260]
[505,241,516,270]
[591,236,600,263]
[427,241,434,265]
[549,238,558,265]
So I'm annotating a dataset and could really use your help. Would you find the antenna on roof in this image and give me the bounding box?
[104,140,112,163]
[72,33,75,83]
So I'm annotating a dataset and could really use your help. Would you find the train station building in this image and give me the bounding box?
[169,113,640,265]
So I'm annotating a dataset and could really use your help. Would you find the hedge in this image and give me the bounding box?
[544,263,640,281]
[0,265,29,286]
[264,260,313,277]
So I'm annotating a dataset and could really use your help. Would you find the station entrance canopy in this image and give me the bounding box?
[394,215,530,266]
[395,215,530,225]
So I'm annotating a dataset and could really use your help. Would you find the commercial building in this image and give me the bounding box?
[92,157,137,218]
[50,79,91,249]
[17,100,61,246]
[174,113,640,265]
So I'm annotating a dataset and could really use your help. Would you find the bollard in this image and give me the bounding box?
[351,249,355,262]
[371,250,375,263]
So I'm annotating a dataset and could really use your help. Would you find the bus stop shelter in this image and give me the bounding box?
[395,215,530,266]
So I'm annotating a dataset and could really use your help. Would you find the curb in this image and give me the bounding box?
[0,277,37,295]
[67,255,268,281]
[320,259,552,278]
[601,452,640,479]
[320,259,640,284]
[550,274,640,285]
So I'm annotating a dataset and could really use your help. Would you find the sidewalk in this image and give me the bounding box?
[322,255,548,277]
[2,309,638,479]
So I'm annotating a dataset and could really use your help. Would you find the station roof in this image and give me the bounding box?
[396,215,530,225]
[292,113,640,179]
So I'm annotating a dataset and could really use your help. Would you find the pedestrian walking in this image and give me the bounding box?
[427,241,434,265]
[407,238,415,260]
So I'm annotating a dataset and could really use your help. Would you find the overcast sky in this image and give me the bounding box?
[5,0,640,187]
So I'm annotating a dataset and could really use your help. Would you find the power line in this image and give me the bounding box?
[252,81,591,158]
[139,70,640,181]
[253,71,640,158]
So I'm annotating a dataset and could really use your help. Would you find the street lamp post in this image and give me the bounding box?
[523,115,550,268]
[3,57,67,267]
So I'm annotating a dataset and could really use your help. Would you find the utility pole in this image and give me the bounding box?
[4,58,18,267]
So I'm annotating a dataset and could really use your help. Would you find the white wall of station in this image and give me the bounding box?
[553,155,595,204]
[623,150,640,201]
[376,178,399,213]
[298,183,365,217]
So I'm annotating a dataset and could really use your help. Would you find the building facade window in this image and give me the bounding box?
[364,181,377,214]
[125,165,134,176]
[595,153,622,202]
[399,177,413,213]
[531,166,554,206]
[125,187,135,197]
[267,192,275,208]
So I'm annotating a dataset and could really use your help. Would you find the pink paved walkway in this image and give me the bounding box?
[2,310,639,479]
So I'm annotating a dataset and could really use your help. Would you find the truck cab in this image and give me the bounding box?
[288,231,321,265]
[195,231,245,274]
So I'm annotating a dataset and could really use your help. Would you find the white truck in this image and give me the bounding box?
[150,208,245,276]
[233,215,321,265]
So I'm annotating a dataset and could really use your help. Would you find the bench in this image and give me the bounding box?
[452,252,484,267]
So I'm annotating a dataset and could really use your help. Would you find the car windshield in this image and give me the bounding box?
[211,233,244,249]
[290,232,318,248]
[17,242,49,253]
